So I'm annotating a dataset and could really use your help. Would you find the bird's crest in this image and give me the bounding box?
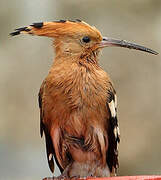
[10,19,102,41]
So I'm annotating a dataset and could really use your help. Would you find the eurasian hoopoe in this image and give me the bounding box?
[10,19,158,179]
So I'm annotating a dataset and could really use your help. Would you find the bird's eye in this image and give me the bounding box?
[82,36,91,43]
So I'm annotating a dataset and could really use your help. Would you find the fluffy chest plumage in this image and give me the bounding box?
[43,62,110,135]
[48,62,108,111]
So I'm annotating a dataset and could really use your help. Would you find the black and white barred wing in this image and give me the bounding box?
[106,88,120,174]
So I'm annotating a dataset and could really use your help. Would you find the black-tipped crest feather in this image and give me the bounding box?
[31,22,43,28]
[10,27,31,36]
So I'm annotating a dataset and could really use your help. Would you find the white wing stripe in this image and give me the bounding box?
[108,100,116,118]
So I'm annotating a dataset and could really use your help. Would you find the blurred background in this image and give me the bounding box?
[1,0,161,179]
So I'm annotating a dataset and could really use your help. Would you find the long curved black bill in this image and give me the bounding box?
[100,37,158,55]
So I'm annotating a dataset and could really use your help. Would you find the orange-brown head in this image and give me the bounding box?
[10,20,102,58]
[10,19,158,59]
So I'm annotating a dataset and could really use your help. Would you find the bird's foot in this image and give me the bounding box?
[70,175,81,180]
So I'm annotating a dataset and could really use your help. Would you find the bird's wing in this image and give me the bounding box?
[38,80,63,173]
[106,87,120,174]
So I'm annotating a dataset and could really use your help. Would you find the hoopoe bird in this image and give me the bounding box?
[10,20,158,179]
